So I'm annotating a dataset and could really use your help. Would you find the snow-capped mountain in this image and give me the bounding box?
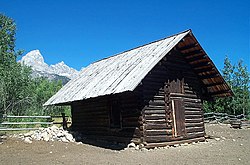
[19,50,79,83]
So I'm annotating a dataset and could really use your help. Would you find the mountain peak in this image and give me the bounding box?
[20,50,79,80]
[20,49,48,71]
[56,61,66,66]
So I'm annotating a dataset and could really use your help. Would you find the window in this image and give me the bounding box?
[110,99,122,128]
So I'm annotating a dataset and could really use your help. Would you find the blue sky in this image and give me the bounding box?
[0,0,249,71]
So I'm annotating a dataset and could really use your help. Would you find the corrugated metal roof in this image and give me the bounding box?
[44,30,190,105]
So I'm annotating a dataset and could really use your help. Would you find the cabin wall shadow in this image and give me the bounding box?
[70,92,142,150]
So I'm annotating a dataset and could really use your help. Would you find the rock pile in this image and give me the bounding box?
[14,125,75,144]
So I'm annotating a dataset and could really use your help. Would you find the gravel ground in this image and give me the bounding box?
[0,123,249,165]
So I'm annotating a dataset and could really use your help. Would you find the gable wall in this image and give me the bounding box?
[141,50,206,147]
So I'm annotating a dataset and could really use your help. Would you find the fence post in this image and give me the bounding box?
[61,113,67,130]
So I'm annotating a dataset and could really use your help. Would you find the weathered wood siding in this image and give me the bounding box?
[71,92,142,144]
[71,49,206,148]
[142,50,206,147]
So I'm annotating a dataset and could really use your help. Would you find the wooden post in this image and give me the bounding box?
[62,113,67,130]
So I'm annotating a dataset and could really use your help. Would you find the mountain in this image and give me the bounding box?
[19,50,79,84]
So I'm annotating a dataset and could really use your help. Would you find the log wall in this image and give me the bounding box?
[71,49,206,148]
[71,92,142,144]
[142,50,206,147]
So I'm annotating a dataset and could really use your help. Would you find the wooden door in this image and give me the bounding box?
[171,99,186,137]
[165,77,186,137]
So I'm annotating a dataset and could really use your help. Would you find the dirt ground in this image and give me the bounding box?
[0,123,249,165]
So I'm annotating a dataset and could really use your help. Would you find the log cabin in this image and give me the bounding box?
[44,30,233,148]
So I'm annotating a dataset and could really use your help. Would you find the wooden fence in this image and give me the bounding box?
[204,112,245,122]
[0,113,71,131]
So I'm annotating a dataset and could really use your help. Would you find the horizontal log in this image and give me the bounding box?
[185,107,202,111]
[71,126,109,131]
[73,110,108,116]
[191,61,211,68]
[122,117,140,123]
[186,132,205,138]
[72,118,109,124]
[186,127,204,133]
[122,112,141,118]
[185,122,204,127]
[185,111,203,115]
[121,104,138,109]
[183,98,201,103]
[147,105,165,108]
[145,110,166,115]
[73,122,109,127]
[153,95,165,100]
[204,81,225,87]
[144,135,171,143]
[73,100,107,107]
[184,49,203,57]
[144,114,166,120]
[185,118,203,123]
[184,102,202,108]
[145,119,168,125]
[144,137,205,148]
[178,43,198,51]
[122,122,140,127]
[170,93,200,99]
[145,123,169,130]
[74,106,108,113]
[144,129,172,136]
[185,114,203,119]
[148,100,165,106]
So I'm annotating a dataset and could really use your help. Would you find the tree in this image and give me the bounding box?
[0,14,16,65]
[0,13,64,117]
[0,13,20,114]
[204,56,250,116]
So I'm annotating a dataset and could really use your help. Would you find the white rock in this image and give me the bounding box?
[135,145,140,150]
[141,148,148,151]
[127,142,136,148]
[42,132,50,141]
[61,137,69,143]
[50,125,59,131]
[174,144,180,147]
[181,143,189,146]
[65,134,74,142]
[164,145,170,149]
[24,131,34,137]
[0,135,7,139]
[24,137,32,144]
[76,142,83,145]
[215,138,220,141]
[57,132,64,138]
[221,136,226,140]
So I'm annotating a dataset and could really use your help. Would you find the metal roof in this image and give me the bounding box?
[44,29,233,106]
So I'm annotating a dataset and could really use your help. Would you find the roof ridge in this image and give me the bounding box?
[92,29,191,64]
